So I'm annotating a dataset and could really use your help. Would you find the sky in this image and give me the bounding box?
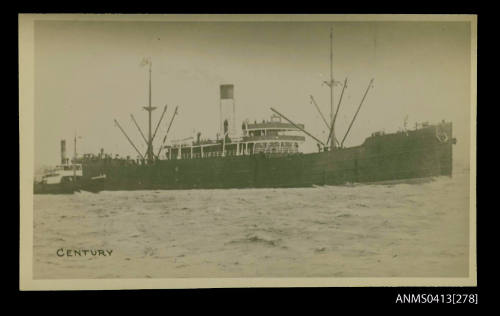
[34,20,472,168]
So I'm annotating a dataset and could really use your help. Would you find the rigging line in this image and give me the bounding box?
[130,114,148,145]
[151,104,168,143]
[310,95,330,131]
[114,119,145,160]
[340,78,374,148]
[327,77,348,146]
[157,106,179,157]
[270,107,325,147]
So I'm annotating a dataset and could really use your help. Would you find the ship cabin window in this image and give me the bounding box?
[61,176,81,183]
[251,141,299,154]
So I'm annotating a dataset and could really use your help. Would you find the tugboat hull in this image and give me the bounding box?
[33,182,78,195]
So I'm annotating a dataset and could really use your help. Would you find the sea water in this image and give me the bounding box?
[33,168,471,279]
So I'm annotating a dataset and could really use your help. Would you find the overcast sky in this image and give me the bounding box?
[34,20,472,168]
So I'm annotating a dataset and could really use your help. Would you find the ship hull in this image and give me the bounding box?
[33,182,78,194]
[80,122,454,192]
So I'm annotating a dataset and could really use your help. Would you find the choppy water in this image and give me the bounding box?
[33,170,470,279]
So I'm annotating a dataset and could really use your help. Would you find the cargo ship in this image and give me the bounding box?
[75,116,455,191]
[35,29,456,194]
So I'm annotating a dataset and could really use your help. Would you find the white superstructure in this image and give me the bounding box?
[39,164,82,184]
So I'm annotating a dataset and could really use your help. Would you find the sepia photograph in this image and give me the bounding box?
[19,14,476,290]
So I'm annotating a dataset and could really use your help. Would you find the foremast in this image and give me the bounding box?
[114,58,178,163]
[142,59,157,163]
[329,27,335,150]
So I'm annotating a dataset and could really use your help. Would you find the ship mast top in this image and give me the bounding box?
[329,27,335,150]
[309,27,373,151]
[320,27,337,150]
[115,57,172,164]
[72,131,81,183]
[142,58,157,163]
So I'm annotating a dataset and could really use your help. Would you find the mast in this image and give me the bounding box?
[74,132,77,163]
[143,59,157,163]
[329,27,335,150]
[72,132,81,183]
[149,61,152,156]
[73,132,77,183]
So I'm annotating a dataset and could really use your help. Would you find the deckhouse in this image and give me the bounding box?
[163,114,305,160]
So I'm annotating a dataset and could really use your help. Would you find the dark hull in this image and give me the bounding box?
[34,183,78,195]
[33,178,106,194]
[80,122,454,192]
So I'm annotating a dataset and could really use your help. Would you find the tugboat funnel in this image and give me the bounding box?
[61,140,67,165]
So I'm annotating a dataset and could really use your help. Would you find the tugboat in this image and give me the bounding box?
[34,139,107,194]
[34,139,82,194]
[33,163,82,194]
